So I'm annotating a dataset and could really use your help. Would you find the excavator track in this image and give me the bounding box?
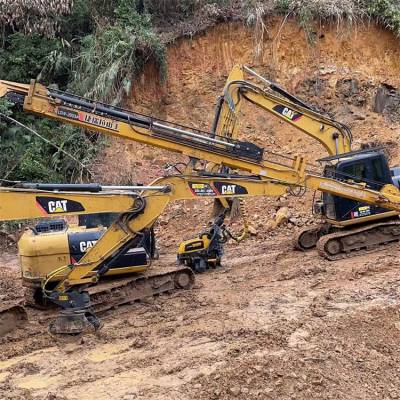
[89,266,195,313]
[316,220,400,261]
[0,302,28,337]
[25,266,195,314]
[294,224,333,251]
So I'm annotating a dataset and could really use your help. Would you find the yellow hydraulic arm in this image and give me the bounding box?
[0,183,156,221]
[47,172,400,292]
[0,78,348,185]
[213,65,352,156]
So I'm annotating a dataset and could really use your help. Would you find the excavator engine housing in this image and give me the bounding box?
[18,215,156,306]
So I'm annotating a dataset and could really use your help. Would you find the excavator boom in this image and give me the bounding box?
[213,65,352,156]
[0,184,150,221]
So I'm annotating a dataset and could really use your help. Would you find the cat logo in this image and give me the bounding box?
[36,196,85,214]
[273,104,302,121]
[79,240,98,253]
[282,107,296,120]
[48,200,68,213]
[221,185,237,195]
[213,182,248,195]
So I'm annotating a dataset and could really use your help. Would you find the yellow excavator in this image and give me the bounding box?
[0,183,186,336]
[2,67,400,335]
[211,65,400,260]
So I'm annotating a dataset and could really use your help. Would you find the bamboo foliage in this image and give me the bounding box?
[0,0,74,35]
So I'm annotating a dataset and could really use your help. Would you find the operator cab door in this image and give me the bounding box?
[323,152,393,221]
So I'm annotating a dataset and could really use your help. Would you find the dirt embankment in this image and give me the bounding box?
[2,18,400,400]
[93,18,400,247]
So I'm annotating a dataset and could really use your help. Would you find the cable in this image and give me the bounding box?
[41,264,72,296]
[0,111,94,177]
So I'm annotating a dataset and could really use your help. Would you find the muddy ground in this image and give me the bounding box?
[2,238,400,400]
[2,18,400,399]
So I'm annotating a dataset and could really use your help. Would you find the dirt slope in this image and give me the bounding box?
[2,18,400,400]
[93,18,400,244]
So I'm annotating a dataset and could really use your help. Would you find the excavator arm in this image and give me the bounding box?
[0,79,266,171]
[54,173,400,292]
[0,183,153,221]
[0,78,350,185]
[212,65,352,156]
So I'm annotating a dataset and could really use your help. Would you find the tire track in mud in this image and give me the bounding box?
[2,238,400,399]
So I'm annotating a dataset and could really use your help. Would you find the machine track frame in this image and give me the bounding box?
[294,223,333,251]
[24,266,195,315]
[316,220,400,261]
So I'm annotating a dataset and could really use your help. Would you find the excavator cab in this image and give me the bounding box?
[320,150,396,222]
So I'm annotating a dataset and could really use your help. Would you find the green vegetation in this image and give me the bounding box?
[1,0,400,183]
[72,2,166,103]
[0,0,167,183]
[270,0,400,36]
[365,0,400,35]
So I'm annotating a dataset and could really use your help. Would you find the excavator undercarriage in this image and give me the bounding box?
[24,265,195,311]
[317,220,400,261]
[295,219,400,260]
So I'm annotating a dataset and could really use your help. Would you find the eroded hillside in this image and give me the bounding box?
[93,18,400,245]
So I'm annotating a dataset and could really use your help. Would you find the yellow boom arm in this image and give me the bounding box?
[0,185,147,221]
[213,65,352,156]
[0,78,348,185]
[51,173,400,291]
[1,171,400,292]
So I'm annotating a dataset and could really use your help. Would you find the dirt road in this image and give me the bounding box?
[1,235,400,400]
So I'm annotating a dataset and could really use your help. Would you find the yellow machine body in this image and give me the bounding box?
[18,224,149,287]
[19,225,80,284]
[178,234,210,255]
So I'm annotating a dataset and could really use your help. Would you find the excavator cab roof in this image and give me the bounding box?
[317,147,384,163]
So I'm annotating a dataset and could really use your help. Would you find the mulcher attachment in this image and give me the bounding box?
[48,290,101,335]
[49,307,101,335]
